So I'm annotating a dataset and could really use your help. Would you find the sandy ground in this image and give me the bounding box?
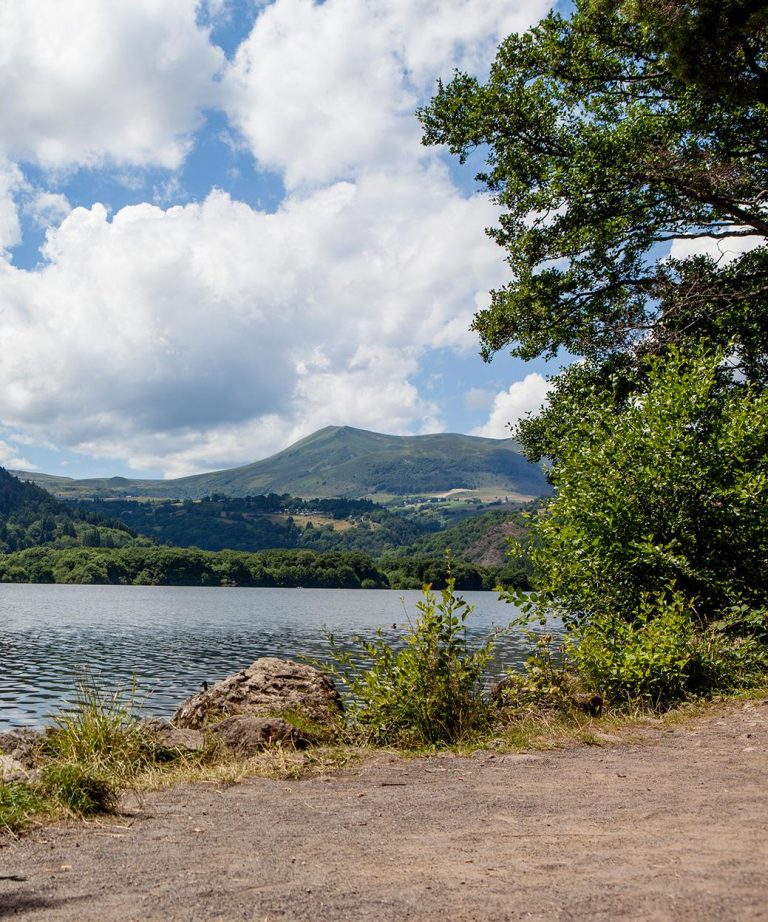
[1,700,767,921]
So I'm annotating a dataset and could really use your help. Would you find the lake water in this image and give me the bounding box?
[0,584,558,731]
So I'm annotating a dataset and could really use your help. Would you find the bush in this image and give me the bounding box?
[524,344,768,626]
[44,672,154,781]
[569,590,695,706]
[323,580,495,746]
[568,590,768,707]
[40,762,117,816]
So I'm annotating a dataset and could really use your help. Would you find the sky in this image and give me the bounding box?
[0,0,563,480]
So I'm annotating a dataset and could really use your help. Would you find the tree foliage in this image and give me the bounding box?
[526,344,768,623]
[419,0,768,419]
[421,1,768,699]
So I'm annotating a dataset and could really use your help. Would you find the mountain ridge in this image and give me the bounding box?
[11,425,549,501]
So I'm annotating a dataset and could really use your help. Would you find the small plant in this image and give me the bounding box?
[322,579,495,747]
[45,671,155,781]
[0,782,49,833]
[40,762,117,816]
[493,631,577,714]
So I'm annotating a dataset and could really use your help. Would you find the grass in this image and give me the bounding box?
[44,672,155,780]
[2,670,765,839]
[0,782,51,834]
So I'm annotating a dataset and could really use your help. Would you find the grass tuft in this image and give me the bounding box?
[0,782,50,834]
[44,671,155,782]
[40,762,118,816]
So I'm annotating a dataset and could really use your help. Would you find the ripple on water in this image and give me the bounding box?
[0,584,560,730]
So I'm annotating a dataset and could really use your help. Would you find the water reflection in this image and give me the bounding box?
[0,584,560,730]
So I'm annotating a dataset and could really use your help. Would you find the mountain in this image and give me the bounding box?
[12,426,550,501]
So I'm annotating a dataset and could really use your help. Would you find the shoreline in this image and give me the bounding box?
[3,697,766,920]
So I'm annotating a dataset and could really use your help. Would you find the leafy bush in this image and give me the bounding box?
[323,580,495,746]
[568,590,768,707]
[521,345,768,626]
[568,590,695,706]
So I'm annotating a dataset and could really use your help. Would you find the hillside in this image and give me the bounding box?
[0,467,139,553]
[12,426,550,502]
[76,494,429,556]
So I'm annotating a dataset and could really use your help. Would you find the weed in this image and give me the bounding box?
[321,579,496,747]
[40,762,118,816]
[44,671,155,781]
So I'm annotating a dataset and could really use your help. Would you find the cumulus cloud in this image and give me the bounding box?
[0,170,506,475]
[0,160,23,253]
[0,0,224,170]
[0,439,34,470]
[23,191,72,229]
[472,373,551,438]
[224,0,551,187]
[0,0,556,475]
[669,229,765,265]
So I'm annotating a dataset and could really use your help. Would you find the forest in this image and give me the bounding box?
[0,545,502,591]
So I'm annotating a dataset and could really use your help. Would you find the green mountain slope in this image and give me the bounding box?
[0,467,139,552]
[13,426,549,501]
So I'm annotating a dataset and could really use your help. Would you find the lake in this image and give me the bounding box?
[0,584,558,730]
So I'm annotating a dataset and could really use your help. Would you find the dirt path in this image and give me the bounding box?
[2,700,767,921]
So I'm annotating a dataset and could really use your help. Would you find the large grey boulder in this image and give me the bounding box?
[209,716,307,754]
[172,657,343,730]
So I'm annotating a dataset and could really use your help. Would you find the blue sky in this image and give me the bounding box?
[0,0,559,480]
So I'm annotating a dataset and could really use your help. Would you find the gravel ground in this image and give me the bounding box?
[1,699,767,921]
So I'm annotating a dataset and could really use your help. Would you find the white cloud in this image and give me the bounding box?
[669,229,765,265]
[224,0,551,187]
[0,0,555,475]
[23,191,72,228]
[464,387,495,411]
[0,439,34,470]
[0,160,23,254]
[473,373,551,438]
[0,170,506,475]
[0,0,224,170]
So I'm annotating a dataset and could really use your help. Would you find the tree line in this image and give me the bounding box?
[0,545,524,591]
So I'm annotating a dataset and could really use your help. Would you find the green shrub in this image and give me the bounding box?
[569,590,694,706]
[45,672,154,780]
[568,590,768,707]
[0,782,49,832]
[40,763,117,816]
[494,631,577,713]
[323,580,495,746]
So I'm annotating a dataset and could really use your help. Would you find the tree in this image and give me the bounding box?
[419,0,768,682]
[419,0,768,464]
[526,343,768,623]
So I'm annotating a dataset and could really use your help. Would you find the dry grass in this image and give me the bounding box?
[4,684,765,838]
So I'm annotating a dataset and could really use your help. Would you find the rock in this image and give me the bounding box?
[172,657,343,730]
[0,754,36,783]
[0,729,43,768]
[209,716,308,754]
[141,719,205,754]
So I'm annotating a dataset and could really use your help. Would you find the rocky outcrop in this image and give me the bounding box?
[141,719,206,754]
[209,716,307,754]
[0,729,43,768]
[172,657,343,730]
[0,754,38,783]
